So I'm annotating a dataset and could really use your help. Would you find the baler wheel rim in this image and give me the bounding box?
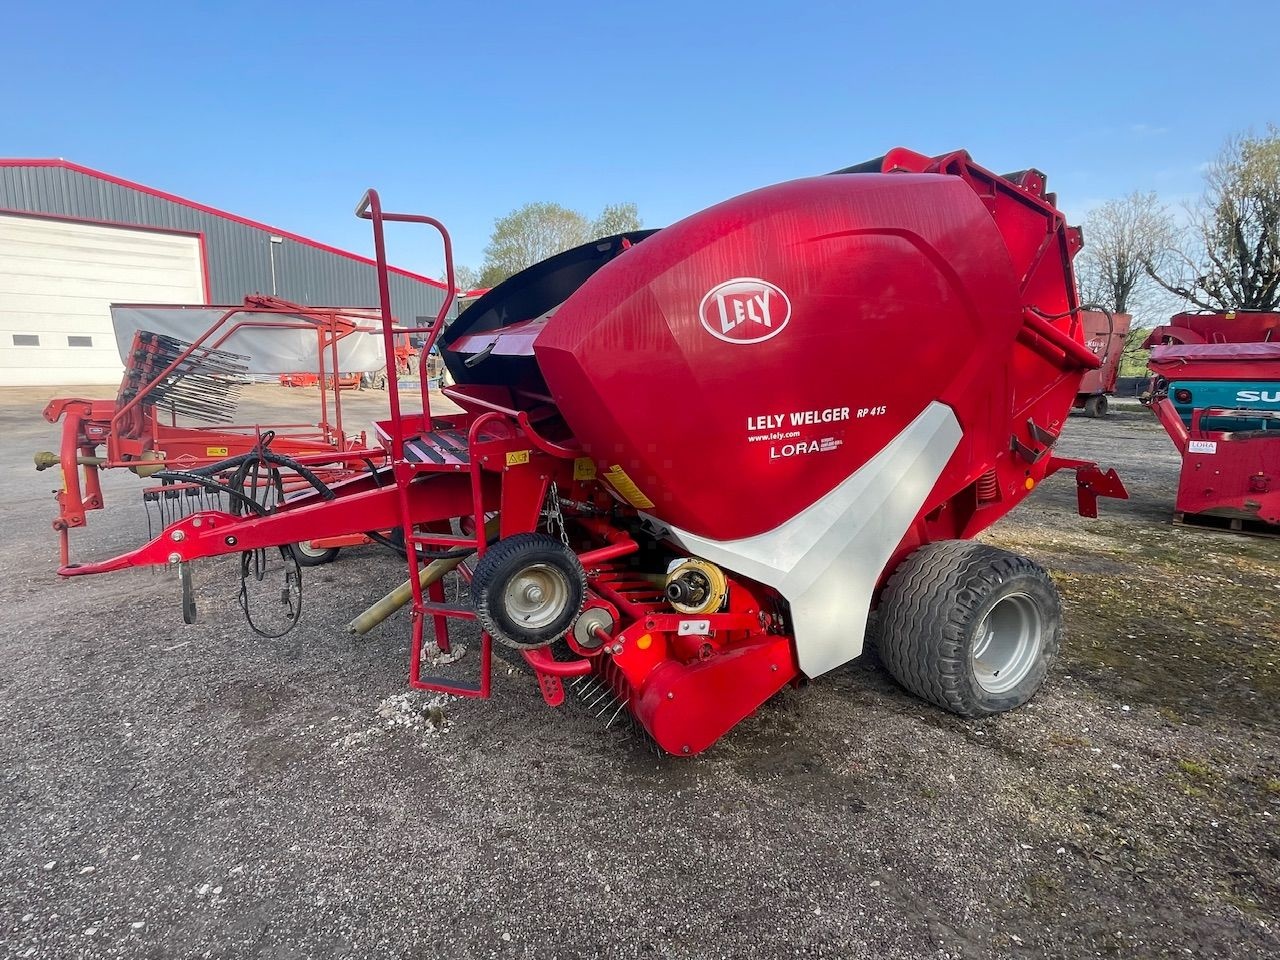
[970,592,1043,694]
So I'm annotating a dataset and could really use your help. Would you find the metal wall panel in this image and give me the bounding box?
[0,164,451,325]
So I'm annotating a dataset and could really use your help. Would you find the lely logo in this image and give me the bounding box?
[698,278,792,344]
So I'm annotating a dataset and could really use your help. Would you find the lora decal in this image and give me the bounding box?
[699,278,792,344]
[770,437,843,460]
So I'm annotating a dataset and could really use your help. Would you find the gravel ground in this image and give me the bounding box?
[0,386,1276,960]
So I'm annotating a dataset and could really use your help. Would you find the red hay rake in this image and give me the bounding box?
[38,295,389,566]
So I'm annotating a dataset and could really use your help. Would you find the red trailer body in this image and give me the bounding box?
[1072,310,1130,417]
[52,149,1129,754]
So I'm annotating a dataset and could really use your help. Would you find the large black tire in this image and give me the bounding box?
[1083,394,1109,418]
[289,541,340,567]
[471,533,586,648]
[877,541,1061,717]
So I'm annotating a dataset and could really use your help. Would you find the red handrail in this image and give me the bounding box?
[356,189,457,460]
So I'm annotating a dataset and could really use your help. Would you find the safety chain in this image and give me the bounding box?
[545,480,570,548]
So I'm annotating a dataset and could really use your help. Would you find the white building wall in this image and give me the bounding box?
[0,213,204,386]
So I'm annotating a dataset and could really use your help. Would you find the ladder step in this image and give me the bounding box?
[408,532,480,548]
[416,602,476,620]
[412,675,484,695]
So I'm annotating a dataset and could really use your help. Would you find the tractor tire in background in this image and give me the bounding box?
[471,533,586,648]
[1083,394,1109,418]
[289,542,341,566]
[876,541,1061,716]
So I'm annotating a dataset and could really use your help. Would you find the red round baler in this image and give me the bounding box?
[60,148,1127,754]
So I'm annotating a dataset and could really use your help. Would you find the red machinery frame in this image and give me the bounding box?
[1144,313,1280,532]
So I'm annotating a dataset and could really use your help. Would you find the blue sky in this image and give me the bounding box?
[4,1,1277,277]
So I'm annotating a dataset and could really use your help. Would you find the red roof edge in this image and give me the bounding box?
[0,158,449,291]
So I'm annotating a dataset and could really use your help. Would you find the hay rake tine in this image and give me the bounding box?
[605,699,630,730]
[585,685,615,710]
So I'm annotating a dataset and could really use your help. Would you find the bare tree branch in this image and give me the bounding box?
[1150,125,1280,311]
[1076,191,1179,325]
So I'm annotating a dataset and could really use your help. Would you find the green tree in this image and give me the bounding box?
[591,202,643,238]
[1150,126,1280,311]
[478,202,591,289]
[448,263,481,293]
[477,200,644,288]
[1118,326,1156,378]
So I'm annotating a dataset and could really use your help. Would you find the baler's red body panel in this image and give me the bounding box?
[534,155,1092,555]
[535,174,1026,540]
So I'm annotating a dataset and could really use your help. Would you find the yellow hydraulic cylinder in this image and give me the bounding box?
[346,519,499,636]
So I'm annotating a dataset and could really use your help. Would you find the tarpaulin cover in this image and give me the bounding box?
[109,305,386,374]
[1150,342,1280,363]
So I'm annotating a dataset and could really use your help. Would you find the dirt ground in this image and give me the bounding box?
[0,384,1276,960]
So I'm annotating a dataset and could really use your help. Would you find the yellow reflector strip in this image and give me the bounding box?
[602,464,655,509]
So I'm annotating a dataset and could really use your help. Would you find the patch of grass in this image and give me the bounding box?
[1262,778,1280,796]
[1174,758,1220,798]
[1177,758,1214,780]
[1221,892,1265,916]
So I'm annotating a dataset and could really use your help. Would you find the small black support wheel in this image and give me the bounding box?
[877,541,1061,717]
[1083,394,1109,418]
[471,533,586,649]
[289,541,340,567]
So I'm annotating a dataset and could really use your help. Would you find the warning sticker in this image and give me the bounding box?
[573,457,597,481]
[602,465,655,509]
[505,449,531,467]
[206,446,229,457]
[1188,440,1218,454]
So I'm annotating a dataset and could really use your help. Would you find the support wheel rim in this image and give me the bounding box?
[503,563,572,630]
[471,533,586,648]
[290,542,340,566]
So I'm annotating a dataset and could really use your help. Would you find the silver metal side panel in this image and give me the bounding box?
[660,401,962,677]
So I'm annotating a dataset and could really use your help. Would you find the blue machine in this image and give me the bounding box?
[1168,379,1280,432]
